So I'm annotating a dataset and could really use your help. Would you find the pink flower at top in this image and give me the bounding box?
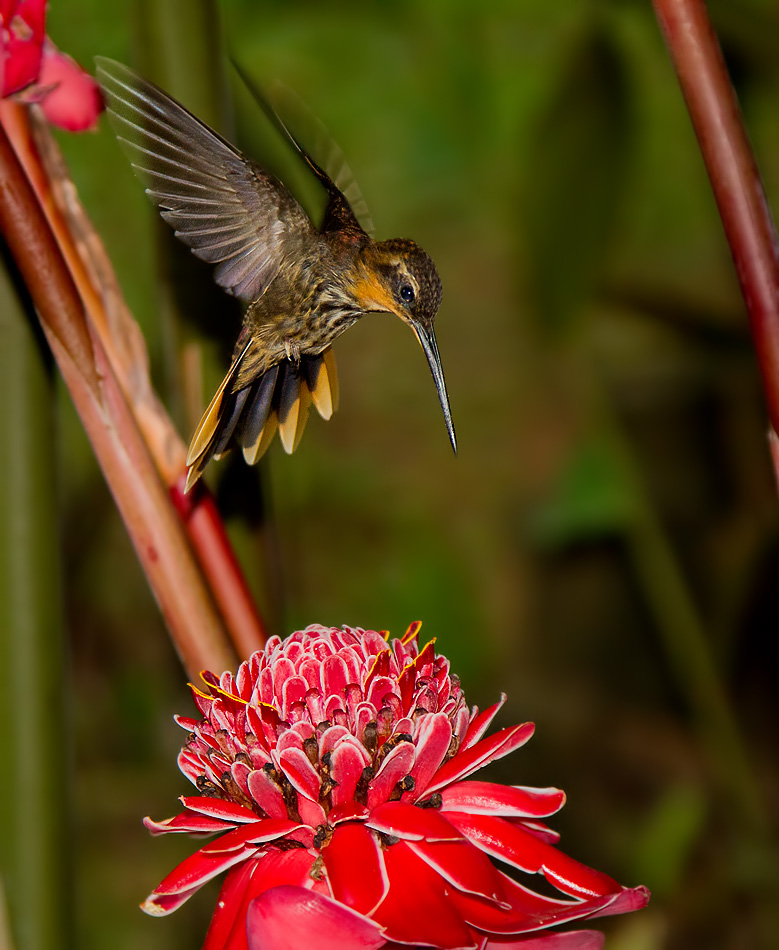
[1,0,101,130]
[143,624,649,950]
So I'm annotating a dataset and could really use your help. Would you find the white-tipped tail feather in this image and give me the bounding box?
[184,348,339,492]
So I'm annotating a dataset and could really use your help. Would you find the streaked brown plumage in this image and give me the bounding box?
[96,58,455,491]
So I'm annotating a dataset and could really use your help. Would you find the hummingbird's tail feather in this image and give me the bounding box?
[185,340,252,491]
[184,348,339,490]
[277,366,311,454]
[305,347,339,420]
[239,365,279,465]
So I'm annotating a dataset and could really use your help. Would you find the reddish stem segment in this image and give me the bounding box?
[653,0,779,435]
[1,102,268,658]
[0,116,237,679]
[171,476,268,658]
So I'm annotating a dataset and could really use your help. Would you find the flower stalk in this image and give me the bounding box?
[0,108,237,678]
[650,0,777,835]
[141,624,649,950]
[652,0,779,460]
[0,248,71,950]
[1,100,268,660]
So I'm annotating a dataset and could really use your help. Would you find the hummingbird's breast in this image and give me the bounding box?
[234,232,368,389]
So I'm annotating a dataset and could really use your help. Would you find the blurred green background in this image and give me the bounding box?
[9,0,779,948]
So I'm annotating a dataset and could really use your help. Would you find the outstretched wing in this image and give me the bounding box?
[232,62,370,236]
[96,57,314,303]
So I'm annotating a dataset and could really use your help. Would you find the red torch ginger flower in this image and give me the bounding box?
[143,624,649,950]
[1,0,101,129]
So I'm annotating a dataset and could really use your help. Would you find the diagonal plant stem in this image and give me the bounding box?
[0,250,71,950]
[649,0,777,829]
[1,102,268,658]
[603,403,767,832]
[652,0,779,451]
[0,112,237,680]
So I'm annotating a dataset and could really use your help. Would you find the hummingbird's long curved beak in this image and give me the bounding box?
[410,320,457,455]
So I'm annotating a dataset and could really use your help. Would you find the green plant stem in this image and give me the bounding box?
[0,253,70,950]
[652,0,779,447]
[599,397,767,833]
[0,117,237,680]
[135,0,228,130]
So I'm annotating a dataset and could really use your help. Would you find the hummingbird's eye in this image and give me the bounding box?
[399,283,415,305]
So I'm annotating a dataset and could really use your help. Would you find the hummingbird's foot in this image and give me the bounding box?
[284,339,301,364]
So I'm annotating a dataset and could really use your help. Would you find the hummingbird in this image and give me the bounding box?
[95,58,456,492]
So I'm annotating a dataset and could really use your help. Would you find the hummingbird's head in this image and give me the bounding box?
[355,238,456,454]
[363,238,443,329]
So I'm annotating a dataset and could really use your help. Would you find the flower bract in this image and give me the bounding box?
[143,624,649,949]
[1,0,101,129]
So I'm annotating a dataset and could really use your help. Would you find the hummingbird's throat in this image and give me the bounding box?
[348,268,402,318]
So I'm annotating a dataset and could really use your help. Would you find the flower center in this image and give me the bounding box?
[179,625,468,827]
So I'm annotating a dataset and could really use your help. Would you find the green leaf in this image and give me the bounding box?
[632,783,707,900]
[527,430,639,547]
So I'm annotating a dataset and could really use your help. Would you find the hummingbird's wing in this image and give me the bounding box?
[232,63,371,237]
[96,57,313,304]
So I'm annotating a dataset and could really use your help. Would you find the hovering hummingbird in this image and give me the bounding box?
[95,58,456,491]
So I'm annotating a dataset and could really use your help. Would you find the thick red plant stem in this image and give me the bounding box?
[1,103,268,656]
[0,118,237,679]
[653,0,779,440]
[170,475,267,660]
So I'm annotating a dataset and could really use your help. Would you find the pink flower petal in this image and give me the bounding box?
[199,819,303,856]
[586,885,651,919]
[329,801,369,824]
[205,851,318,950]
[179,796,260,824]
[482,931,605,950]
[450,870,618,935]
[367,741,414,809]
[2,36,43,96]
[446,813,620,899]
[143,812,232,836]
[407,837,504,902]
[372,841,476,949]
[425,723,535,795]
[277,746,322,801]
[462,695,506,750]
[322,822,389,915]
[1,0,45,95]
[297,795,327,828]
[246,886,386,950]
[508,818,561,845]
[36,44,102,131]
[405,712,453,799]
[142,845,262,916]
[322,652,350,698]
[330,737,371,807]
[203,860,257,950]
[280,675,309,721]
[319,724,351,758]
[247,768,288,819]
[367,675,400,711]
[367,801,463,842]
[1,1,20,24]
[440,781,565,819]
